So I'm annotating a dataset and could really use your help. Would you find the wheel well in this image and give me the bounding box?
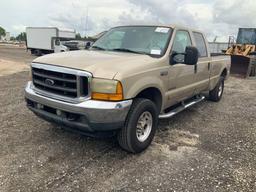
[221,68,227,79]
[135,87,162,112]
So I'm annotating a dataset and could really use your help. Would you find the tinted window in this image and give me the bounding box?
[193,32,207,57]
[172,30,192,53]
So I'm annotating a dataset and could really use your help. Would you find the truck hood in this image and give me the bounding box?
[33,50,158,79]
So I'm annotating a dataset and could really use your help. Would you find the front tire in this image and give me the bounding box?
[34,49,42,56]
[117,98,158,153]
[209,76,224,102]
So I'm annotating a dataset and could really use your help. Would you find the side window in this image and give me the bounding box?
[193,32,207,57]
[172,30,192,53]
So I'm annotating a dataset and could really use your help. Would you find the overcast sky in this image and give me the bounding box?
[1,0,256,41]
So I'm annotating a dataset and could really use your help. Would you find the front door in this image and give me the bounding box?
[167,30,197,106]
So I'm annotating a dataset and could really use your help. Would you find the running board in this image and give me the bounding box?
[159,96,205,119]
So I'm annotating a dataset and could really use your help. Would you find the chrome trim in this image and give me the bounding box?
[136,111,153,142]
[159,96,205,119]
[32,85,90,104]
[31,63,92,104]
[25,82,132,124]
[32,63,92,77]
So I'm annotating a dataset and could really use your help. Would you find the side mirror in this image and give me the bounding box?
[184,46,199,65]
[55,39,60,46]
[85,42,91,49]
[171,51,184,64]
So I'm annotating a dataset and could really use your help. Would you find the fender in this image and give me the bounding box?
[123,75,166,109]
[209,67,228,90]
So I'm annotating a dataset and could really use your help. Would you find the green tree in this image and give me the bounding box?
[75,33,82,40]
[10,36,16,41]
[0,26,6,37]
[16,32,26,41]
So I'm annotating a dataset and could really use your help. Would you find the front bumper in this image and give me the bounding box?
[25,82,132,133]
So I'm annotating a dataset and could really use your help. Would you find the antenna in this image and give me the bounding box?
[213,36,217,42]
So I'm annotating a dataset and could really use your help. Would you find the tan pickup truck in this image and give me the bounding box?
[25,25,230,153]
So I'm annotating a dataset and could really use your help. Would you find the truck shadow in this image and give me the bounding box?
[11,101,209,191]
[45,99,208,156]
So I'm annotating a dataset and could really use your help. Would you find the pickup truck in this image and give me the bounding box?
[25,25,230,153]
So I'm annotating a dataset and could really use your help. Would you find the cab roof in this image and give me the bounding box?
[113,24,203,34]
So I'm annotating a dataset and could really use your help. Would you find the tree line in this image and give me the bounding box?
[0,26,27,41]
[1,26,99,42]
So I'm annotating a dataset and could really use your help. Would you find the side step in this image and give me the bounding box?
[159,96,205,119]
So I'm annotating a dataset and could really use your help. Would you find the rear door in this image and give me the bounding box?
[167,30,196,106]
[192,32,211,93]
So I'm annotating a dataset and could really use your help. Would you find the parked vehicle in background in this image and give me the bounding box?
[62,40,82,51]
[63,40,94,50]
[25,25,230,153]
[26,27,76,56]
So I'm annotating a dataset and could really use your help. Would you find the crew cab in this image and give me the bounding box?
[25,25,230,153]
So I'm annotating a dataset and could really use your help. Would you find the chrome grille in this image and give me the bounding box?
[31,63,90,101]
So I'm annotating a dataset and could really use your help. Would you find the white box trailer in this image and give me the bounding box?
[26,27,76,56]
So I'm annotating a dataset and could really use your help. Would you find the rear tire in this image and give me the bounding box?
[209,76,224,102]
[117,98,158,153]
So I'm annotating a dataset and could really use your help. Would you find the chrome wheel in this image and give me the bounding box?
[218,82,223,97]
[136,111,153,142]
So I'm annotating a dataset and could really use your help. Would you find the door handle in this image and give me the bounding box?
[160,71,168,76]
[208,62,210,70]
[194,64,197,73]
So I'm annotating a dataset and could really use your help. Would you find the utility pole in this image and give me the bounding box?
[85,7,89,38]
[213,36,218,42]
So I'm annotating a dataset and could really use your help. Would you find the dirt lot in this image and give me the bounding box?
[0,45,255,192]
[0,44,36,63]
[0,44,35,76]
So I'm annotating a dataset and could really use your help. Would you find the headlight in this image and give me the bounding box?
[91,78,123,101]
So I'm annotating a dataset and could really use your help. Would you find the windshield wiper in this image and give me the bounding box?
[111,48,150,55]
[92,47,154,57]
[91,46,106,50]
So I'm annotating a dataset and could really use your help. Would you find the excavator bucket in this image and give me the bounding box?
[230,55,256,78]
[227,28,256,78]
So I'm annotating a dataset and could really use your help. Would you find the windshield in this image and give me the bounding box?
[92,26,172,56]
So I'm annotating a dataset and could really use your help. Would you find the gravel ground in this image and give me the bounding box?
[0,45,33,76]
[0,72,255,192]
[0,46,256,191]
[0,44,35,63]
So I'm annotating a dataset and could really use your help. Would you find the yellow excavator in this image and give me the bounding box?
[225,28,256,78]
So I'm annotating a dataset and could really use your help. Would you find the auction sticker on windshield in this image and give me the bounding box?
[155,27,169,33]
[151,49,161,55]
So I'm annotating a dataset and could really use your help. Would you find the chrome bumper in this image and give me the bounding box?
[25,82,132,132]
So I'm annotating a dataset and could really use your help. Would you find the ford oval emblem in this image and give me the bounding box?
[45,79,55,86]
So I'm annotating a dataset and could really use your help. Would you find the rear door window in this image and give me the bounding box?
[193,32,207,57]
